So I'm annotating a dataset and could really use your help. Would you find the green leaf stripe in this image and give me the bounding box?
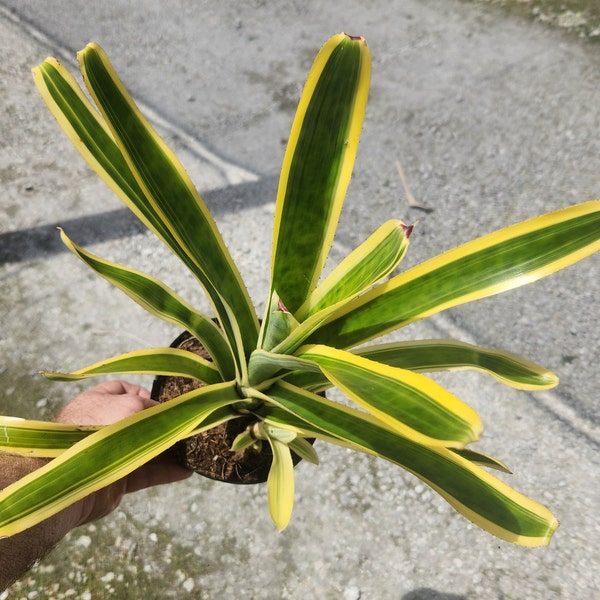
[356,340,558,390]
[267,382,558,546]
[298,345,481,447]
[271,34,370,313]
[285,339,557,392]
[452,448,512,474]
[0,383,240,537]
[258,291,300,352]
[59,230,235,379]
[43,347,222,385]
[248,349,319,387]
[297,219,410,319]
[78,44,258,358]
[34,55,255,368]
[33,60,202,288]
[0,419,98,457]
[309,201,600,348]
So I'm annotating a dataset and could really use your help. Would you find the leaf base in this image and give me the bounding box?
[151,331,310,484]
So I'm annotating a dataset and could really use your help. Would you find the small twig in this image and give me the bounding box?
[395,159,433,212]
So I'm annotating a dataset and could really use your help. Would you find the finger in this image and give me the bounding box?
[89,380,131,395]
[88,380,151,398]
[139,396,159,410]
[56,394,157,425]
[85,394,157,424]
[124,456,193,494]
[76,480,127,525]
[115,380,152,399]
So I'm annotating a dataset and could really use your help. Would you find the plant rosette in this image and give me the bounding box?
[150,329,314,484]
[1,33,599,546]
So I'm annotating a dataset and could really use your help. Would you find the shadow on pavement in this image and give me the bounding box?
[0,176,278,265]
[403,589,467,600]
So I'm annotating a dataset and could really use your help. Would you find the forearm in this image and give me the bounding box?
[0,455,83,591]
[0,381,191,591]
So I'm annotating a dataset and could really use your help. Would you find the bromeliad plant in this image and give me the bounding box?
[1,33,599,547]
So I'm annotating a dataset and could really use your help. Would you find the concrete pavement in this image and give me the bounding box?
[1,1,599,598]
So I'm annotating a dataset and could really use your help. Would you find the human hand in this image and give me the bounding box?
[55,380,193,525]
[55,379,157,425]
[0,380,193,590]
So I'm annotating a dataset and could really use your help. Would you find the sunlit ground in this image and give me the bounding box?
[469,0,600,40]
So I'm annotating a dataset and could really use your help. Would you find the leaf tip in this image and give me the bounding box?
[277,298,290,313]
[343,33,366,43]
[400,222,416,240]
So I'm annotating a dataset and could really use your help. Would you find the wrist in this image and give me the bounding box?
[0,455,81,590]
